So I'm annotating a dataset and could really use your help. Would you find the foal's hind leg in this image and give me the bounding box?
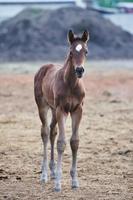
[49,109,57,179]
[70,106,82,188]
[38,104,49,183]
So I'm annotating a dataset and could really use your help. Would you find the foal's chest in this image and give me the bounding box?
[64,96,82,113]
[56,90,85,113]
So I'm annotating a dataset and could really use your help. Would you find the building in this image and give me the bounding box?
[0,0,76,6]
[117,2,133,13]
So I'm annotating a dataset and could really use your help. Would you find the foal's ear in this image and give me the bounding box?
[81,30,89,43]
[68,30,75,44]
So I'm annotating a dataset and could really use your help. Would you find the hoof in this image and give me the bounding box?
[54,187,61,192]
[72,180,79,189]
[54,183,61,192]
[40,173,48,183]
[50,172,56,179]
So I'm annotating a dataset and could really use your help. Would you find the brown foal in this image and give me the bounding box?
[34,30,89,191]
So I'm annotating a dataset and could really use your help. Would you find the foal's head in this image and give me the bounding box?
[68,30,89,78]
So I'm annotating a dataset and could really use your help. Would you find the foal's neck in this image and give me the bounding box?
[63,53,78,88]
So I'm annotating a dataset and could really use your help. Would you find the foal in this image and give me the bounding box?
[34,30,89,191]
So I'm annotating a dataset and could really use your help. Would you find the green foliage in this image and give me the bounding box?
[98,0,133,8]
[98,0,115,8]
[120,0,133,2]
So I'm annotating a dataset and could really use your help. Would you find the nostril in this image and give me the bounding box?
[81,67,84,73]
[80,67,84,73]
[75,67,80,73]
[76,67,84,74]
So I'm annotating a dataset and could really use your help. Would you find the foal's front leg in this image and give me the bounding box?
[55,107,67,192]
[70,106,82,189]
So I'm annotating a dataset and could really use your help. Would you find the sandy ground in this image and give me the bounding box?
[0,66,133,200]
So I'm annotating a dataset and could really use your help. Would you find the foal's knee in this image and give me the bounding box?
[70,139,79,152]
[41,125,49,143]
[50,120,56,130]
[57,140,66,154]
[50,124,57,136]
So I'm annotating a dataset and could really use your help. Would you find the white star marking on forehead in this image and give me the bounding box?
[75,44,82,52]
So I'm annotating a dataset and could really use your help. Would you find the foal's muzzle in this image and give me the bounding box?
[75,66,84,78]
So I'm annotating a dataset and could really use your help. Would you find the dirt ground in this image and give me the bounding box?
[0,67,133,200]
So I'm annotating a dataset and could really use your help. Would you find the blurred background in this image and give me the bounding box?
[0,0,133,72]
